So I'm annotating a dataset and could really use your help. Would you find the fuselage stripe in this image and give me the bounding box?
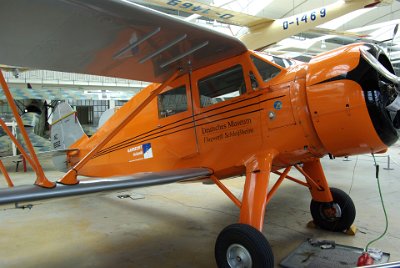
[92,94,285,158]
[93,108,263,158]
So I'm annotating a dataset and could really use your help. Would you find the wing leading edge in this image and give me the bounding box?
[0,0,247,83]
[0,168,212,205]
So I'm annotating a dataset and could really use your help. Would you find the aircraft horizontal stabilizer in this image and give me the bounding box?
[0,168,212,205]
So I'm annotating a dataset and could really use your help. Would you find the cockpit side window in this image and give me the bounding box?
[251,55,281,82]
[158,85,187,118]
[198,65,245,108]
[272,56,286,68]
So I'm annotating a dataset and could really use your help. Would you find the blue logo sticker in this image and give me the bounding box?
[274,101,282,110]
[142,143,153,159]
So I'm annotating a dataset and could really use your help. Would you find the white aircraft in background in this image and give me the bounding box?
[141,0,392,50]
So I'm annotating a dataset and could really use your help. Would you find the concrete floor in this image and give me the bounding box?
[0,143,400,267]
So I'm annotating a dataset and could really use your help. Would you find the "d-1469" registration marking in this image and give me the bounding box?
[282,8,326,30]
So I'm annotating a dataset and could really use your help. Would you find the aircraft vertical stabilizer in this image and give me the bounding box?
[51,102,86,172]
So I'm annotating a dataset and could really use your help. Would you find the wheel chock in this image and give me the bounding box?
[344,224,357,236]
[306,220,357,236]
[307,220,317,229]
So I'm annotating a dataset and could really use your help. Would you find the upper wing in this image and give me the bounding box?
[0,0,247,83]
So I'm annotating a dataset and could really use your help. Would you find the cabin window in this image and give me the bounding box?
[251,55,281,82]
[272,56,294,68]
[158,85,187,118]
[198,65,246,108]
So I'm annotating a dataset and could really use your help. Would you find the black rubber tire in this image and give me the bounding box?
[215,223,274,268]
[310,187,356,232]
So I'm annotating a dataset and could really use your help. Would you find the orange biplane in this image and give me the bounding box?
[0,1,399,267]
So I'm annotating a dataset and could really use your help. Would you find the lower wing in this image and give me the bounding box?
[0,168,212,205]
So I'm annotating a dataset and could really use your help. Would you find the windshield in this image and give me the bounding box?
[254,52,295,68]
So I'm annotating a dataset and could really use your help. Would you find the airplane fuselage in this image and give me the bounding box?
[69,43,395,179]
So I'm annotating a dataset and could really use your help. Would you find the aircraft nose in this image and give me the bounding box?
[358,45,400,146]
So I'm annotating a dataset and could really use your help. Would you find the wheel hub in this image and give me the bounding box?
[226,243,253,268]
[322,203,342,220]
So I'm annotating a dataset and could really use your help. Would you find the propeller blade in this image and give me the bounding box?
[360,47,400,94]
[386,95,400,112]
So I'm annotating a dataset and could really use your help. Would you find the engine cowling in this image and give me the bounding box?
[305,43,399,157]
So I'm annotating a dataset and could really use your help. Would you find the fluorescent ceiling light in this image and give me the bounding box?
[349,19,400,33]
[193,19,240,36]
[368,25,398,41]
[318,8,374,30]
[270,35,336,51]
[213,0,273,16]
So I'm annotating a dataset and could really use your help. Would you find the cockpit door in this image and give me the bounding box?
[157,74,198,159]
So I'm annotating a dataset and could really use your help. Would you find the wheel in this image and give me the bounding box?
[215,223,274,268]
[310,187,356,232]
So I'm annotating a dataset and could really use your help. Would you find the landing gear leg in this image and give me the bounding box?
[303,159,356,232]
[215,151,276,268]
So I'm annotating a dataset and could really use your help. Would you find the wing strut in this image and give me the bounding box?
[0,71,54,188]
[0,160,13,187]
[0,119,38,172]
[59,68,184,185]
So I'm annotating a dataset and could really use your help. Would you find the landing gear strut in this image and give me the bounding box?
[214,151,277,268]
[212,156,356,267]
